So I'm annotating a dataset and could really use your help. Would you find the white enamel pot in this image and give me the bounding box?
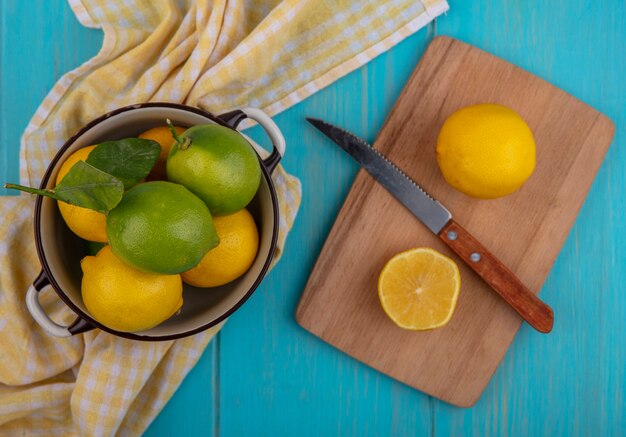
[26,103,285,340]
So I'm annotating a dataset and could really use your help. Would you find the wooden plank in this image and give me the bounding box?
[0,0,102,195]
[144,339,219,436]
[0,2,218,435]
[432,0,626,433]
[217,30,435,436]
[296,35,614,407]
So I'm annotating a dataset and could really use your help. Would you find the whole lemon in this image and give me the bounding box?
[106,181,219,274]
[55,145,108,242]
[436,103,536,199]
[81,246,183,332]
[166,124,261,216]
[182,208,259,288]
[139,125,186,180]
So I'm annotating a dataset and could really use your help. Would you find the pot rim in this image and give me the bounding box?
[33,102,280,341]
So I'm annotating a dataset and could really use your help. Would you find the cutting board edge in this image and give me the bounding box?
[295,312,492,408]
[295,36,616,409]
[429,36,617,133]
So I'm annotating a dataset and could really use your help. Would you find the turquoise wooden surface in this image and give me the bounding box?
[1,1,624,435]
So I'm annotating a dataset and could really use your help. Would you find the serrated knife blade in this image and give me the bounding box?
[306,118,451,234]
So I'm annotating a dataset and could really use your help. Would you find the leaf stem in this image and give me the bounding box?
[4,183,54,198]
[166,119,192,150]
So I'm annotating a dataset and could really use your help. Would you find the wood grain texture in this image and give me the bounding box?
[0,0,102,196]
[296,36,614,407]
[217,31,435,436]
[433,1,626,434]
[0,2,218,436]
[2,0,626,435]
[439,220,554,333]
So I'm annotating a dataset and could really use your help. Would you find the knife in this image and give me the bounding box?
[307,117,554,333]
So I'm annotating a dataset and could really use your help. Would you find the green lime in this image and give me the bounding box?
[166,124,261,216]
[106,181,219,274]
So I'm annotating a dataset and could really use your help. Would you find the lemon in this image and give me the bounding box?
[81,246,183,332]
[56,145,108,242]
[182,209,259,287]
[139,125,186,180]
[436,103,536,199]
[378,247,460,330]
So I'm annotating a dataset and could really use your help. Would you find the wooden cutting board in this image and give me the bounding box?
[296,36,615,407]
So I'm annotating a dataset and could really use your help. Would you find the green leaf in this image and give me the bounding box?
[5,161,124,212]
[55,161,124,211]
[86,138,161,189]
[85,241,107,256]
[4,137,159,212]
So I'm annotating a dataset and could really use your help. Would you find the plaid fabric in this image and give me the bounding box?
[0,0,448,435]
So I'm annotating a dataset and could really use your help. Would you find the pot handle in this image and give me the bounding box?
[218,107,286,174]
[26,271,94,337]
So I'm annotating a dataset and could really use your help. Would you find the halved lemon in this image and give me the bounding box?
[378,247,461,330]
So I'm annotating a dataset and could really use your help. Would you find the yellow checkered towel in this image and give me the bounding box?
[0,0,448,434]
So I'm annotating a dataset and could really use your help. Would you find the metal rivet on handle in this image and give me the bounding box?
[447,231,457,241]
[470,252,481,262]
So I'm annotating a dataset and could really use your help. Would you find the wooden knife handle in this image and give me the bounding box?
[438,220,554,333]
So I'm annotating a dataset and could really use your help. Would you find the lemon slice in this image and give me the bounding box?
[378,248,461,330]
